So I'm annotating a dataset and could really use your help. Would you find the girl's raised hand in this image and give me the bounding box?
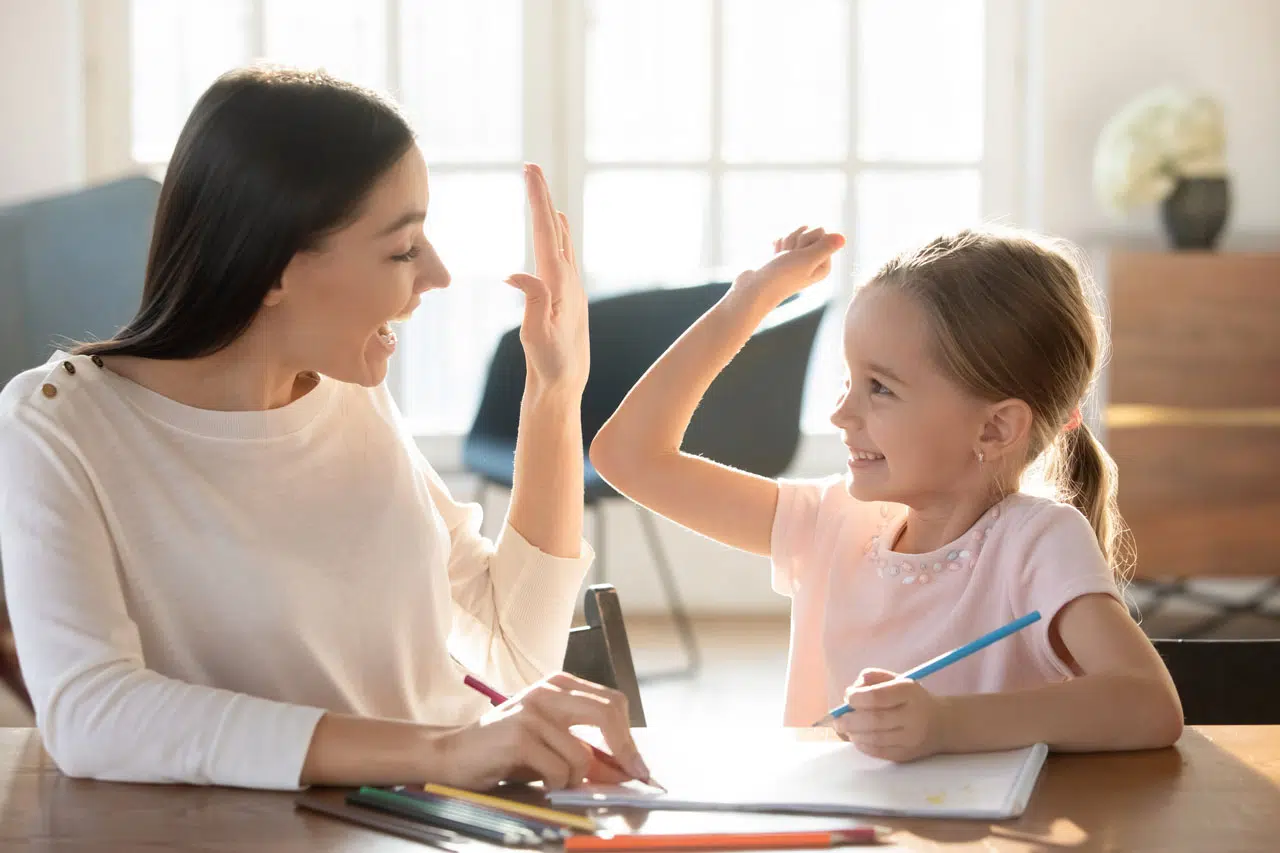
[730,225,846,307]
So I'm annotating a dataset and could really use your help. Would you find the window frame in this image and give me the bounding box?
[83,0,1030,471]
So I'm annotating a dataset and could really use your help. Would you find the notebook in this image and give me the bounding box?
[547,732,1048,820]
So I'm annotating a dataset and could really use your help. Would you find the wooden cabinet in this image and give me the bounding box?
[1102,252,1280,578]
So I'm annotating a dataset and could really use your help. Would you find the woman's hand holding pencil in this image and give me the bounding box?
[449,671,658,791]
[423,671,650,792]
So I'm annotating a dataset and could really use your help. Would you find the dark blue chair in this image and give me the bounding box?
[464,282,829,679]
[0,176,159,712]
[1152,639,1280,724]
[0,175,160,386]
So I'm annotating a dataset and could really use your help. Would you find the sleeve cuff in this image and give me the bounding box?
[211,698,326,790]
[1029,579,1125,679]
[770,480,804,596]
[489,524,595,674]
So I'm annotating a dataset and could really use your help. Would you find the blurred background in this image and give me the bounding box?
[1,0,1277,725]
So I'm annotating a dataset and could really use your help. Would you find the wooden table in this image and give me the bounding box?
[0,726,1277,852]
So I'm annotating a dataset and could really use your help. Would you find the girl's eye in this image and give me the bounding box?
[392,245,421,263]
[870,379,892,396]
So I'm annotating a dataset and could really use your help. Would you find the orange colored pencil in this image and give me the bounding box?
[564,827,890,850]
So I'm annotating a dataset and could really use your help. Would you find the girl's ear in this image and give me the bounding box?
[976,398,1033,464]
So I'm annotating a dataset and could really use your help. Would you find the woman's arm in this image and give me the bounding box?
[590,227,846,556]
[301,673,646,789]
[503,164,588,559]
[0,411,324,789]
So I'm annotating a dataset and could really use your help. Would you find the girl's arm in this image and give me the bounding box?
[940,594,1183,753]
[841,595,1183,759]
[590,227,845,556]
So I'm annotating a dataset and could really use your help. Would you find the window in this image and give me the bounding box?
[111,0,1019,437]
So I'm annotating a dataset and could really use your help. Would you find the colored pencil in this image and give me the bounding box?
[421,782,599,833]
[348,786,558,846]
[813,611,1042,727]
[564,826,890,850]
[463,673,668,792]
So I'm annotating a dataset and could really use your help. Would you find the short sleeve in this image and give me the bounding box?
[771,476,841,596]
[1009,503,1123,678]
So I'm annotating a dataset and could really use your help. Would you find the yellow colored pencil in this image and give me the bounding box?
[421,783,599,833]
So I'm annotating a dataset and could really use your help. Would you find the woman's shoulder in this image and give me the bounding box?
[0,354,87,433]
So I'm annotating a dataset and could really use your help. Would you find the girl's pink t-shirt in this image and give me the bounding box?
[770,475,1122,726]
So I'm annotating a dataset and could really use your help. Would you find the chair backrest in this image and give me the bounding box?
[1152,638,1280,725]
[563,584,646,727]
[0,603,31,713]
[0,175,160,388]
[467,281,828,479]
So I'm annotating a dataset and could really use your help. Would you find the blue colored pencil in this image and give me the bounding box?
[812,611,1043,727]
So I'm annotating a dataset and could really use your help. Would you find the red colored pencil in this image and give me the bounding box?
[564,827,890,850]
[462,674,667,792]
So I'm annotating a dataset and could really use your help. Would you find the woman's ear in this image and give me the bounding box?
[263,259,297,308]
[261,282,285,308]
[976,398,1033,464]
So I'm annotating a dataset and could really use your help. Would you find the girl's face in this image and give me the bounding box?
[829,285,996,506]
[269,146,451,387]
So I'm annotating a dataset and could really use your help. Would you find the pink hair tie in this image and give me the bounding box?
[1064,407,1083,433]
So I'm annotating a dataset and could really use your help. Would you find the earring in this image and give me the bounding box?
[976,449,985,464]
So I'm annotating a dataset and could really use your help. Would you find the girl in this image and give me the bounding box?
[590,226,1182,761]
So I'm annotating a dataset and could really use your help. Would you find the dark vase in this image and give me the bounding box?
[1160,176,1230,250]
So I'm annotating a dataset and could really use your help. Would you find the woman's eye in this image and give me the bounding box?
[392,245,421,263]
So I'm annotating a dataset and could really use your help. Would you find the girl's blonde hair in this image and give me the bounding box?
[867,228,1133,579]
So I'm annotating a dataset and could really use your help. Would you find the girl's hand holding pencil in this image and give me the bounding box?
[834,669,952,762]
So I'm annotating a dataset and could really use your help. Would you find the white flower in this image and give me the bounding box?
[1094,88,1227,214]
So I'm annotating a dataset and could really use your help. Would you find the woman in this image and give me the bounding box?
[0,66,645,791]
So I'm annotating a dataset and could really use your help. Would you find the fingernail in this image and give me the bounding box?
[631,756,650,779]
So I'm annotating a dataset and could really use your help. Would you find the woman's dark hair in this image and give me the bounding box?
[75,66,415,359]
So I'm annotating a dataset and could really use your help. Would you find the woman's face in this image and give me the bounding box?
[269,146,449,387]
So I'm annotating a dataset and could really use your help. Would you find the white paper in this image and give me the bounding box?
[550,734,1047,820]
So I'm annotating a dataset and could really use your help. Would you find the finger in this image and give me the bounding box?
[772,238,781,254]
[515,720,580,790]
[849,668,900,692]
[856,742,915,763]
[525,164,560,273]
[526,680,646,779]
[836,710,905,736]
[796,227,827,249]
[851,729,908,750]
[781,225,807,251]
[585,753,632,785]
[557,211,577,269]
[534,164,564,258]
[846,682,912,712]
[506,273,550,305]
[817,232,847,253]
[544,673,633,734]
[524,712,594,788]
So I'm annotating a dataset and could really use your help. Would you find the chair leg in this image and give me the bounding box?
[635,506,701,681]
[592,502,607,588]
